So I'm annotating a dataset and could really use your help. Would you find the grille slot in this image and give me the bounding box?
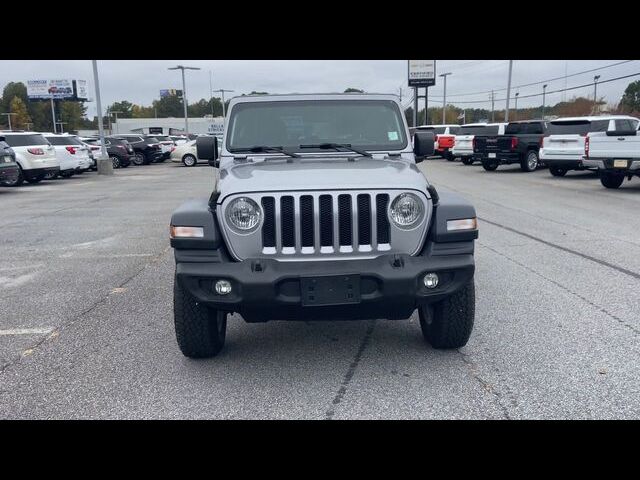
[338,194,352,246]
[357,194,371,245]
[319,195,333,247]
[300,195,314,247]
[281,196,295,248]
[262,197,276,247]
[376,194,390,244]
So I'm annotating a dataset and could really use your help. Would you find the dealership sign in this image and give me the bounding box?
[160,89,183,98]
[408,60,436,87]
[27,79,88,100]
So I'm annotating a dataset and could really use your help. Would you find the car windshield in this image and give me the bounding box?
[3,134,49,147]
[226,99,408,153]
[459,125,491,136]
[547,120,609,135]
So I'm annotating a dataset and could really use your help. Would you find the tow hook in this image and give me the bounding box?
[391,254,404,268]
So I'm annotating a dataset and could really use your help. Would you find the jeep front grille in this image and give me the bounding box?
[219,190,430,261]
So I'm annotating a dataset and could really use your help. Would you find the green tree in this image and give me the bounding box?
[106,100,135,118]
[153,95,183,117]
[59,101,87,132]
[10,96,32,130]
[619,80,640,114]
[1,81,28,113]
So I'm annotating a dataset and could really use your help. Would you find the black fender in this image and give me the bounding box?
[170,198,223,250]
[427,189,478,243]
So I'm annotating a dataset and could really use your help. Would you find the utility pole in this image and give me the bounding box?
[542,84,548,119]
[1,112,16,130]
[92,60,113,175]
[425,86,429,125]
[209,71,215,117]
[490,90,495,122]
[505,60,513,122]
[593,75,601,114]
[168,65,201,135]
[413,87,418,127]
[213,89,234,118]
[439,72,452,124]
[50,94,57,133]
[514,92,519,120]
[56,121,67,133]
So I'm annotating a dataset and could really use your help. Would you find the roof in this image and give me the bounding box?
[460,123,488,127]
[229,93,401,105]
[416,124,460,128]
[548,115,640,122]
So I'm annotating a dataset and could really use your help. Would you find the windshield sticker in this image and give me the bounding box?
[388,131,399,141]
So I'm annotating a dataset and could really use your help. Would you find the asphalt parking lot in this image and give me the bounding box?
[0,160,639,419]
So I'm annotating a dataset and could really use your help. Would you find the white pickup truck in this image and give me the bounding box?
[583,122,640,189]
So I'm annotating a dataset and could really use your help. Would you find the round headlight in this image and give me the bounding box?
[389,193,424,229]
[226,197,261,232]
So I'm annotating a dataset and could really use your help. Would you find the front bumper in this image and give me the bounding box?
[176,252,474,322]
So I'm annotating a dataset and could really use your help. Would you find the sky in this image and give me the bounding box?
[0,60,637,118]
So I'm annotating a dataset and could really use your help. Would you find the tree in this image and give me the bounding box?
[153,95,183,117]
[10,96,32,130]
[619,80,640,114]
[106,100,135,118]
[344,88,364,93]
[59,101,87,132]
[1,81,28,113]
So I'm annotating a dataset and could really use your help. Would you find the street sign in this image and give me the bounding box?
[408,60,436,87]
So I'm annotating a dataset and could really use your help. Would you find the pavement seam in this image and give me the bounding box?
[0,245,172,377]
[479,242,640,337]
[324,319,376,420]
[456,349,513,420]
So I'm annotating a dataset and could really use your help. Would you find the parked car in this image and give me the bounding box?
[112,134,163,165]
[453,123,507,165]
[474,120,549,172]
[413,124,460,160]
[583,123,640,189]
[170,135,189,145]
[148,134,176,160]
[0,131,60,186]
[170,140,202,166]
[541,116,640,177]
[169,93,478,358]
[82,136,134,169]
[43,133,92,178]
[0,136,20,186]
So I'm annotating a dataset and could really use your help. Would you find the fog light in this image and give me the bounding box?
[423,273,439,289]
[215,280,232,295]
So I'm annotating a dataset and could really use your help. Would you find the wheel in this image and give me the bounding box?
[2,166,24,186]
[461,157,474,165]
[182,154,197,167]
[110,156,121,169]
[43,170,58,180]
[446,152,455,161]
[521,150,539,172]
[132,153,145,166]
[600,172,625,189]
[174,276,227,358]
[418,281,475,349]
[482,161,498,171]
[60,170,73,178]
[549,166,567,177]
[26,174,44,184]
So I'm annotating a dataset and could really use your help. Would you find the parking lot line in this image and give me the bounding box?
[0,327,55,336]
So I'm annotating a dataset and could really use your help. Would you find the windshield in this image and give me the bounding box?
[227,100,408,153]
[459,125,492,136]
[547,120,609,135]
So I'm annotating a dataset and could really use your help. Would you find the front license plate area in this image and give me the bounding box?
[301,274,361,306]
[488,152,496,158]
[614,159,628,168]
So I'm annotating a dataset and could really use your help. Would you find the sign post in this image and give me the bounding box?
[408,60,436,127]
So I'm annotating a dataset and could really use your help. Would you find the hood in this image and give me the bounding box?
[217,156,429,201]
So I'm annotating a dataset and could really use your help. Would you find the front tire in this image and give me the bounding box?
[461,157,474,165]
[111,155,121,169]
[600,171,625,189]
[482,160,498,171]
[549,166,567,177]
[418,281,475,349]
[2,166,24,186]
[182,154,197,167]
[174,276,227,358]
[521,150,539,172]
[26,174,44,184]
[132,153,145,166]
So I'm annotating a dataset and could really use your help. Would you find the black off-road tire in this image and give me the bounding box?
[482,160,498,171]
[419,281,475,349]
[521,150,539,172]
[549,166,567,177]
[600,172,625,189]
[174,276,227,358]
[461,157,474,165]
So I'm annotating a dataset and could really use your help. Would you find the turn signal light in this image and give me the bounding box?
[170,226,204,238]
[446,218,477,231]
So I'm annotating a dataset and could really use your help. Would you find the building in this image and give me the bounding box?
[110,116,224,136]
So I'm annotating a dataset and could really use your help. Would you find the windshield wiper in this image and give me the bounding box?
[299,143,372,157]
[245,145,300,158]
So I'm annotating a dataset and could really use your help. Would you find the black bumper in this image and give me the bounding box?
[24,166,59,180]
[478,152,520,164]
[176,252,474,322]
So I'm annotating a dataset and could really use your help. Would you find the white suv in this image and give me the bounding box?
[0,131,60,186]
[541,115,640,176]
[43,133,93,178]
[452,123,507,165]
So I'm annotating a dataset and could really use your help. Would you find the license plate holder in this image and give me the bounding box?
[613,159,628,168]
[301,274,361,307]
[488,153,496,158]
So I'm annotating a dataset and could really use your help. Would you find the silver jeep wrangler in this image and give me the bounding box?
[170,93,478,358]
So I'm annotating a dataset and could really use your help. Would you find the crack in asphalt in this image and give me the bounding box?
[0,245,172,377]
[479,242,640,337]
[324,319,376,420]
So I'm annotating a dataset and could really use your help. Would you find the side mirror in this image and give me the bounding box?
[413,131,435,163]
[197,135,219,167]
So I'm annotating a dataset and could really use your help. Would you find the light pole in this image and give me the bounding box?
[56,121,67,133]
[514,92,519,120]
[209,71,215,117]
[213,89,234,118]
[505,60,513,122]
[593,75,601,114]
[1,112,16,130]
[542,84,548,119]
[92,59,113,175]
[439,72,452,124]
[168,65,201,135]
